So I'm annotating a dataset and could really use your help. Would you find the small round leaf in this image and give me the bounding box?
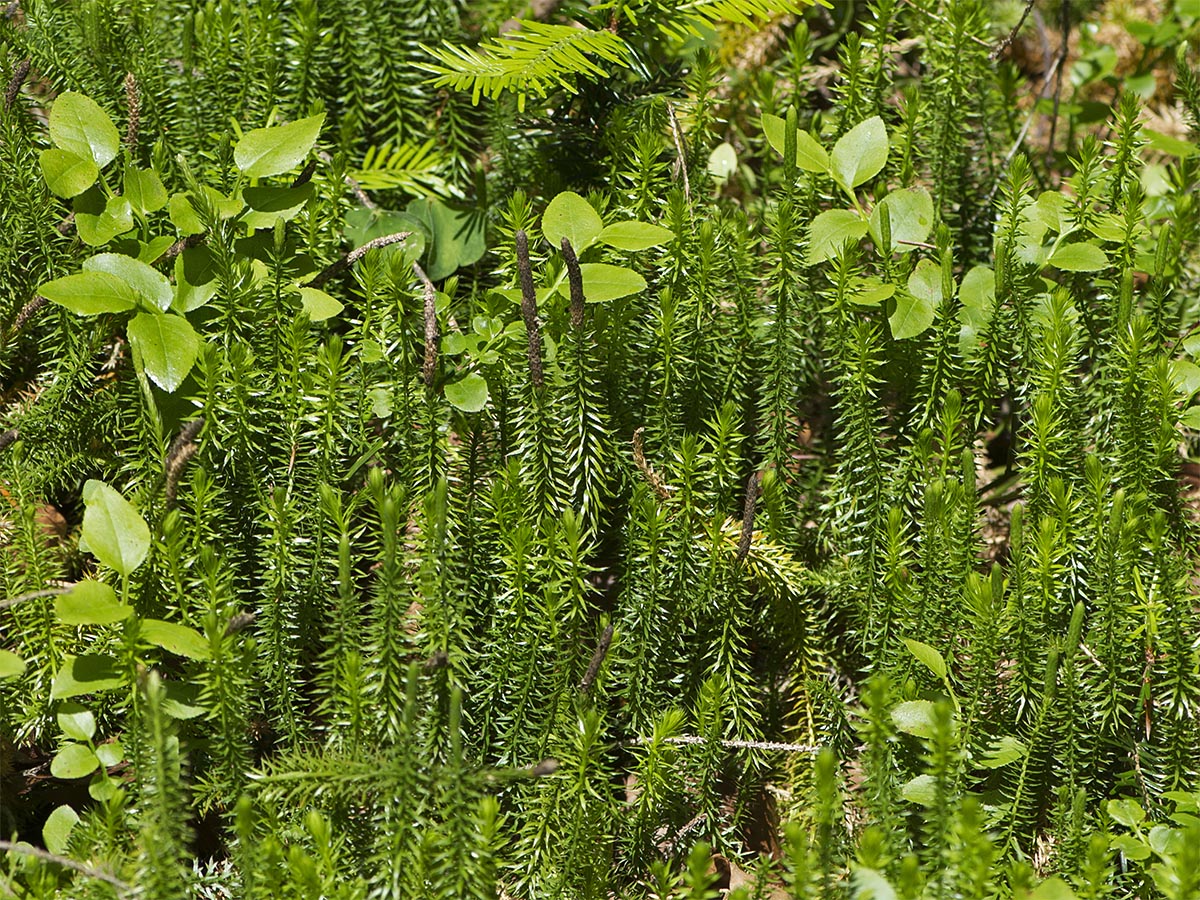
[39,148,99,198]
[541,191,603,253]
[444,373,489,413]
[48,92,120,169]
[56,702,97,742]
[43,805,80,855]
[0,649,26,679]
[51,743,100,780]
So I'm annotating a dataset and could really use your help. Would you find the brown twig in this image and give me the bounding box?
[991,0,1037,60]
[310,231,413,288]
[0,840,131,898]
[0,586,71,612]
[291,159,317,189]
[165,417,204,506]
[10,295,46,337]
[156,232,206,265]
[666,103,691,204]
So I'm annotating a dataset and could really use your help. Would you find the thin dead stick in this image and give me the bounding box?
[631,735,821,753]
[991,0,1037,60]
[317,150,377,210]
[1043,0,1071,167]
[632,427,669,499]
[0,840,131,898]
[310,231,413,288]
[0,586,72,612]
[156,232,206,265]
[978,51,1064,214]
[666,102,691,204]
[515,230,545,391]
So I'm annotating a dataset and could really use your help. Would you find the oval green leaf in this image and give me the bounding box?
[39,271,138,316]
[51,743,100,780]
[127,312,200,393]
[891,699,935,739]
[55,580,133,626]
[95,740,124,768]
[444,372,489,413]
[761,113,829,173]
[75,192,134,246]
[298,287,343,322]
[903,637,948,680]
[1049,241,1109,272]
[56,702,97,742]
[234,113,326,178]
[49,92,120,169]
[978,735,1028,769]
[831,115,888,192]
[140,619,210,660]
[81,480,150,576]
[124,166,168,215]
[0,649,26,679]
[868,186,934,254]
[243,183,315,229]
[598,221,674,251]
[889,290,937,341]
[43,805,80,855]
[577,263,646,302]
[900,773,938,806]
[541,191,604,253]
[51,654,124,699]
[707,142,737,181]
[169,193,205,235]
[807,208,867,264]
[84,252,173,311]
[39,148,99,198]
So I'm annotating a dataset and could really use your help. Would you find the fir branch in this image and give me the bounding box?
[418,21,632,112]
